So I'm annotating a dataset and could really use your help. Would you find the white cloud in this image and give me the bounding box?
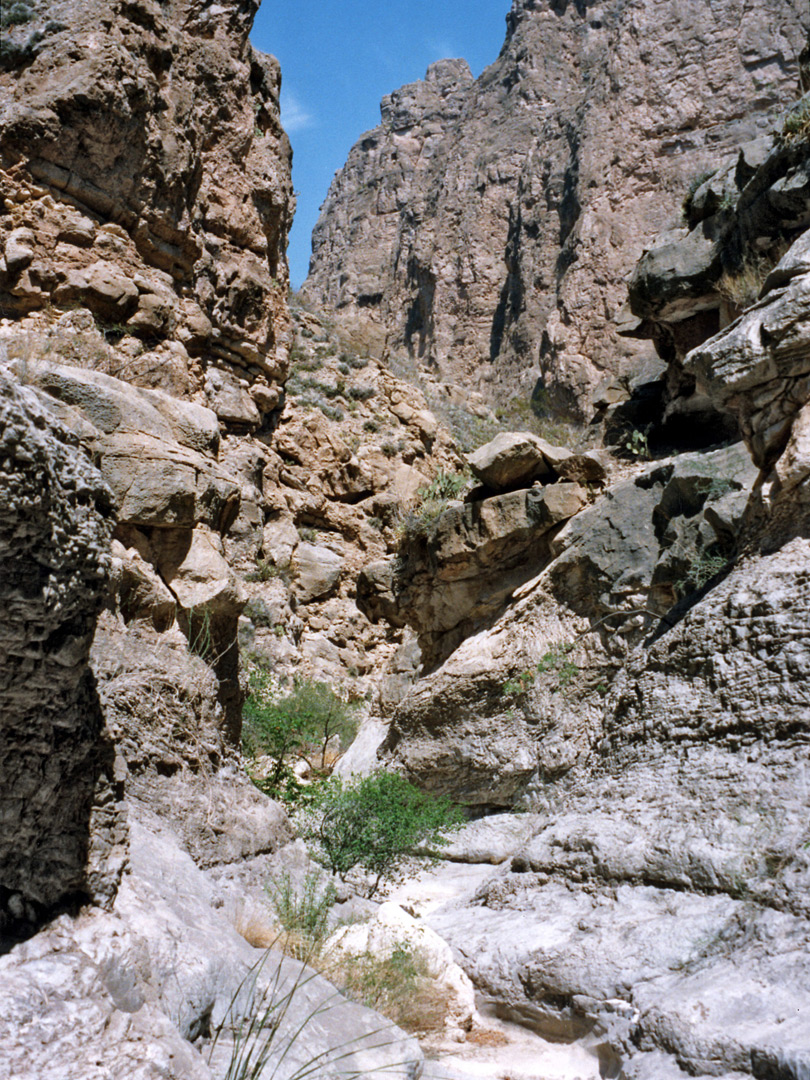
[281,88,315,133]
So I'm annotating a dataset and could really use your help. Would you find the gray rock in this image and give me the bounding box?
[292,542,344,602]
[0,371,126,933]
[465,432,558,490]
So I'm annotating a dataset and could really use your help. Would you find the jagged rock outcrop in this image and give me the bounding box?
[305,0,808,418]
[0,370,126,935]
[0,0,293,391]
[627,104,810,448]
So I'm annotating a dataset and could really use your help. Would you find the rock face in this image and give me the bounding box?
[305,0,808,417]
[0,370,126,935]
[0,0,293,387]
[0,822,422,1080]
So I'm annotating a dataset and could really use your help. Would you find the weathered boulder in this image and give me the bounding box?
[327,902,477,1033]
[465,432,560,490]
[292,542,344,603]
[0,371,127,934]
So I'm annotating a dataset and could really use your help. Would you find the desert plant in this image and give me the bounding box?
[503,641,579,697]
[677,551,730,595]
[209,950,403,1080]
[334,943,447,1035]
[298,772,464,897]
[242,673,358,795]
[682,168,718,219]
[781,95,810,142]
[397,469,470,546]
[624,427,650,458]
[267,870,337,959]
[1,2,33,28]
[245,558,285,583]
[717,257,770,310]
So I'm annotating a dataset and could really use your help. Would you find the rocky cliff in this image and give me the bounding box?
[304,0,808,420]
[352,65,810,1079]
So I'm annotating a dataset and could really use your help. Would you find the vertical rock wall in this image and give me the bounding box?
[305,0,809,418]
[0,372,126,934]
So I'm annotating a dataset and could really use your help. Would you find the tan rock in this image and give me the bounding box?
[466,431,556,490]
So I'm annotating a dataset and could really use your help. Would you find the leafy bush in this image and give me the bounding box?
[1,2,33,28]
[242,673,359,796]
[298,772,464,897]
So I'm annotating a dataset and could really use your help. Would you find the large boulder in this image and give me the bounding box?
[465,432,563,490]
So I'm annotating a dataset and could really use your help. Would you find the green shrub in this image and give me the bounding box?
[781,96,810,142]
[349,385,375,401]
[267,870,336,959]
[242,673,358,796]
[298,772,464,896]
[503,641,579,697]
[397,469,470,546]
[1,2,33,28]
[244,557,284,582]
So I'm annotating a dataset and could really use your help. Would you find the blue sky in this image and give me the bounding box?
[251,1,511,288]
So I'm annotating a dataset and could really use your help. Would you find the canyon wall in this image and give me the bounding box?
[305,0,809,418]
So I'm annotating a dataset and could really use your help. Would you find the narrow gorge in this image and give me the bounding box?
[1,1,810,1079]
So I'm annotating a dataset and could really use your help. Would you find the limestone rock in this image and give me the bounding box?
[292,542,344,603]
[0,371,126,934]
[305,1,807,416]
[465,432,558,490]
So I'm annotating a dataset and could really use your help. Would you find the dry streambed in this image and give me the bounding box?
[381,839,601,1080]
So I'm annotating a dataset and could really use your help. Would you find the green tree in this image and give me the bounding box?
[299,772,464,897]
[242,672,358,795]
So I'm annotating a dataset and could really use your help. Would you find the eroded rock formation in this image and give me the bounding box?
[305,0,808,418]
[0,370,126,935]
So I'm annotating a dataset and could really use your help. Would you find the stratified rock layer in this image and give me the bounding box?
[0,370,126,933]
[305,0,808,417]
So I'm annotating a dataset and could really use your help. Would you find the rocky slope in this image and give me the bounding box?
[304,0,809,420]
[353,77,810,1080]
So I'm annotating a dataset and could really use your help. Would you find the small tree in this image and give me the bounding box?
[299,772,464,897]
[242,671,358,795]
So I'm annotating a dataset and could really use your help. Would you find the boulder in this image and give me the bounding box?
[327,902,477,1033]
[292,542,343,602]
[465,432,560,490]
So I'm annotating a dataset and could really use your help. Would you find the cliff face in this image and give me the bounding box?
[0,0,294,384]
[0,0,298,928]
[304,0,808,418]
